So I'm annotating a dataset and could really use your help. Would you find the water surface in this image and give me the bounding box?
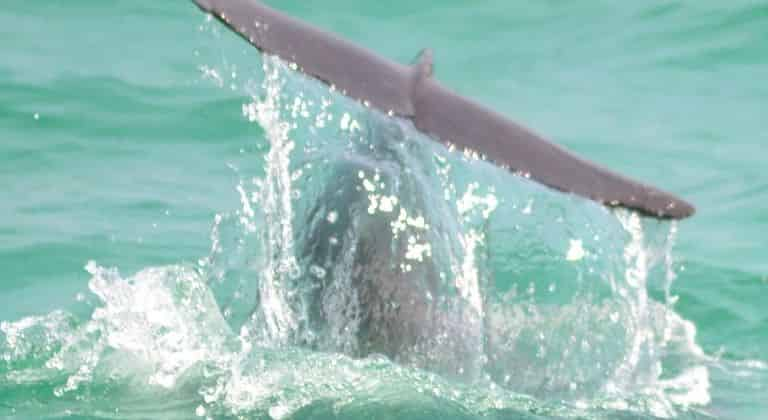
[1,1,766,419]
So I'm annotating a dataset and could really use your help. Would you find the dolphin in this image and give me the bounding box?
[191,0,694,220]
[296,113,486,378]
[190,0,695,379]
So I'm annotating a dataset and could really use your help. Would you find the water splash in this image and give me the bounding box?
[0,42,731,420]
[239,57,302,346]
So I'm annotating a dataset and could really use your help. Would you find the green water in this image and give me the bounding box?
[1,1,766,419]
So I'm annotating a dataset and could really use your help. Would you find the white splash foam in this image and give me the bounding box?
[242,57,303,344]
[566,239,586,261]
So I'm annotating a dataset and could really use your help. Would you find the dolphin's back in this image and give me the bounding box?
[192,0,695,220]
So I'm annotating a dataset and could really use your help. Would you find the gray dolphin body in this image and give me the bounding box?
[297,114,486,378]
[192,0,694,219]
[191,0,695,379]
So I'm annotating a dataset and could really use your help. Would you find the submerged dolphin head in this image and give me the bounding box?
[296,115,486,379]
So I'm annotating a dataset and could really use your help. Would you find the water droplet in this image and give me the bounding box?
[362,178,376,192]
[309,265,327,279]
[522,199,534,215]
[269,404,290,419]
[566,239,586,261]
[609,311,620,323]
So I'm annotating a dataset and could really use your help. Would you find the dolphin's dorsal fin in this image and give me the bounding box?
[412,49,434,79]
[192,0,695,220]
[410,49,434,105]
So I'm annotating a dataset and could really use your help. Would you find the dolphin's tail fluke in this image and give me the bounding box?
[191,0,695,220]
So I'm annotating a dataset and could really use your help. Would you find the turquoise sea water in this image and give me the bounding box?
[1,1,766,419]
